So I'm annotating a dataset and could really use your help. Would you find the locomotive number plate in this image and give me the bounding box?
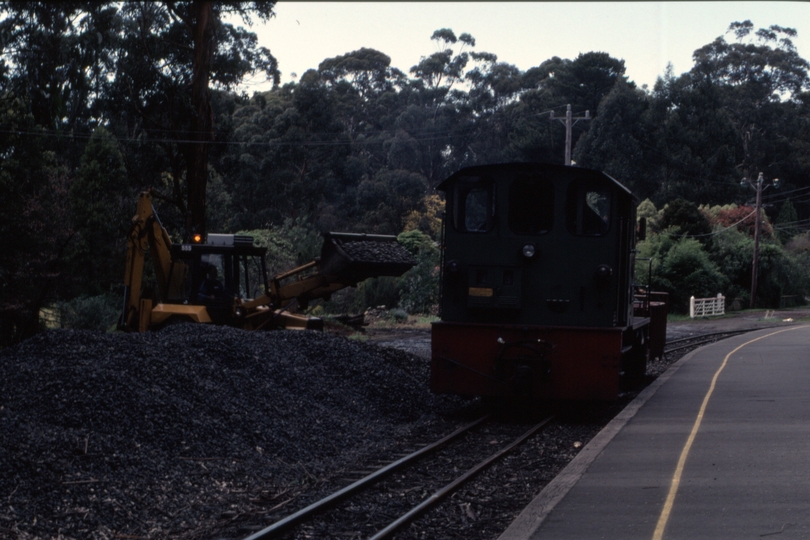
[468,287,494,298]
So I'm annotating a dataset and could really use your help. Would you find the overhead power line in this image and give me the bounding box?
[664,209,757,239]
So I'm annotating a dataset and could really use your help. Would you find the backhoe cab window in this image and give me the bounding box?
[239,254,267,300]
[566,180,611,236]
[454,177,495,233]
[199,254,227,301]
[201,254,224,281]
[509,175,554,234]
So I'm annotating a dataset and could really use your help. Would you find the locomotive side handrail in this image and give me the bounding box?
[633,257,653,316]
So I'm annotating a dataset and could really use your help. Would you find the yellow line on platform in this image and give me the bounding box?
[652,325,809,540]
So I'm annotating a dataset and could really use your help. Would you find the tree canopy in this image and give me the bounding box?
[2,12,810,341]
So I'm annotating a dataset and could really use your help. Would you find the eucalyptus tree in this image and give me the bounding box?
[103,1,279,237]
[501,52,629,167]
[689,21,809,182]
[410,28,475,92]
[224,71,350,232]
[318,47,408,173]
[67,127,129,297]
[572,80,656,198]
[0,2,124,343]
[0,2,120,136]
[547,52,630,115]
[401,29,487,184]
[642,22,810,205]
[0,93,75,344]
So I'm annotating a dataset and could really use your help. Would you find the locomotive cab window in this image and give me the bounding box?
[509,174,554,234]
[566,180,611,236]
[454,176,495,233]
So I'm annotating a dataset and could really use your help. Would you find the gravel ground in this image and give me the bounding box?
[0,325,467,539]
[3,310,806,539]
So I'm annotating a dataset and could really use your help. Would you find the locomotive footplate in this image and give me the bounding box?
[431,321,625,400]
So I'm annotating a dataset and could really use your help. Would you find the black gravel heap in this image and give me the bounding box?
[337,239,416,265]
[0,324,453,539]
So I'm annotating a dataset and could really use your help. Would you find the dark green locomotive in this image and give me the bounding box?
[430,162,665,400]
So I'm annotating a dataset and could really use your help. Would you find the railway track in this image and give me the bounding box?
[237,414,555,540]
[662,326,786,356]
[217,327,791,540]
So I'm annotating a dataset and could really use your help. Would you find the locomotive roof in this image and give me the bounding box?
[436,162,635,200]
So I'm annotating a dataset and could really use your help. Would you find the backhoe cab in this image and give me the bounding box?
[121,190,415,332]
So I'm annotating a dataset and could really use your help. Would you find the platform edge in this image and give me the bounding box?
[496,349,700,540]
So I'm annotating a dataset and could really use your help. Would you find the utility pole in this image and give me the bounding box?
[750,173,763,310]
[550,104,590,165]
[742,172,780,309]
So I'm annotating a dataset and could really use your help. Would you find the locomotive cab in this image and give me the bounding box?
[431,162,650,400]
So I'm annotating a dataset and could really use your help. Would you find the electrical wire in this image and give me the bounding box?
[661,209,756,239]
[0,127,466,147]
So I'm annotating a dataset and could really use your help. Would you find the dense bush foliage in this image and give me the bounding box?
[56,294,120,331]
[639,236,729,313]
[637,200,810,313]
[396,230,440,314]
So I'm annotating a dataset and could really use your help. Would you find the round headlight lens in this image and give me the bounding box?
[522,243,536,258]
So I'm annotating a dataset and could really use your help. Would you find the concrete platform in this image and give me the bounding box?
[499,324,810,540]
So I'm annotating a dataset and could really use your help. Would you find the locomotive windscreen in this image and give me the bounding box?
[566,178,612,236]
[508,174,554,234]
[453,176,495,232]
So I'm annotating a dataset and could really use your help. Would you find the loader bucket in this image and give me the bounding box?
[319,232,416,282]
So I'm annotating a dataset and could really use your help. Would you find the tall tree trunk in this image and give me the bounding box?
[187,1,215,238]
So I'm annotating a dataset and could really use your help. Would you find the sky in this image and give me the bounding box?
[231,1,810,93]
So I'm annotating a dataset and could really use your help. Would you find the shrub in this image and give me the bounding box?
[708,227,753,298]
[57,294,120,331]
[356,277,401,312]
[638,236,728,313]
[755,243,810,308]
[773,200,799,244]
[387,308,409,323]
[785,231,810,254]
[659,198,712,244]
[634,231,675,287]
[236,228,298,277]
[277,217,324,266]
[636,199,661,232]
[396,230,440,314]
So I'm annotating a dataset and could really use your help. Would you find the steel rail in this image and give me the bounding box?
[664,338,724,355]
[663,326,790,355]
[242,414,492,540]
[367,415,555,540]
[664,325,791,347]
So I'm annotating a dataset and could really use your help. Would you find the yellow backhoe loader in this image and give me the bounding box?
[120,190,415,332]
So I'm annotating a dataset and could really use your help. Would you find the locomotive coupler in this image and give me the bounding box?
[494,338,553,394]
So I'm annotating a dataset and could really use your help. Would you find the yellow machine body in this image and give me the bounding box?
[121,191,415,332]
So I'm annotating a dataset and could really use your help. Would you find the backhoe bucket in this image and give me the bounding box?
[319,232,416,283]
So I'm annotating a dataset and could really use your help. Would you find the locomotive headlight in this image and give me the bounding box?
[521,243,537,259]
[594,264,613,287]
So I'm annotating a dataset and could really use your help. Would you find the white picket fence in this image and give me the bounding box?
[690,294,725,318]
